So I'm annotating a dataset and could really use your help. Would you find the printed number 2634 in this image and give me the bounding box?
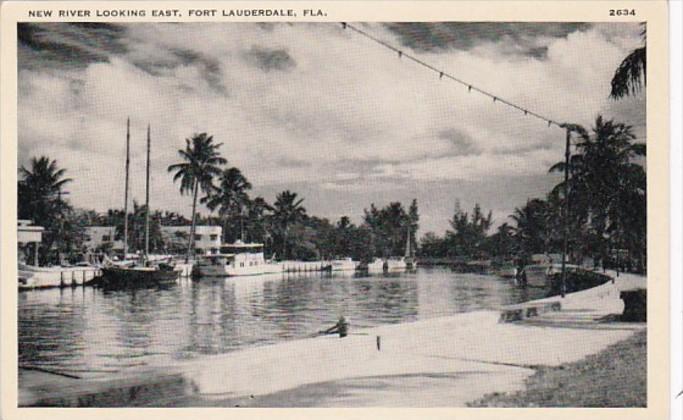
[609,9,636,16]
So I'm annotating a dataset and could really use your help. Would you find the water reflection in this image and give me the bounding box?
[18,268,541,377]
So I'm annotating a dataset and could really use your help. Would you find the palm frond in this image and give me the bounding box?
[610,47,646,99]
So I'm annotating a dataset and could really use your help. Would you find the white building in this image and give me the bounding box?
[84,226,123,251]
[18,220,44,266]
[160,225,222,255]
[84,225,222,256]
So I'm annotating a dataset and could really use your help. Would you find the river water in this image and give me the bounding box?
[18,268,543,377]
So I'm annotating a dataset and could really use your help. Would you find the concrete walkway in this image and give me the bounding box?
[19,272,646,407]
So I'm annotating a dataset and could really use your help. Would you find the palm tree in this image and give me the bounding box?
[511,199,549,258]
[18,156,72,219]
[549,116,645,269]
[201,167,252,242]
[168,133,226,260]
[610,24,646,99]
[244,196,273,244]
[272,190,307,259]
[18,156,74,264]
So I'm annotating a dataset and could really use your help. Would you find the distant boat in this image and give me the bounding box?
[365,228,415,273]
[363,257,406,273]
[98,121,179,288]
[404,227,418,269]
[193,241,282,277]
[330,258,357,271]
[523,262,579,288]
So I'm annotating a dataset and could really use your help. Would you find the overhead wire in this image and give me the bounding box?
[340,22,569,130]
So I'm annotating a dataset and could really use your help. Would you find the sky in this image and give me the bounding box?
[17,22,645,235]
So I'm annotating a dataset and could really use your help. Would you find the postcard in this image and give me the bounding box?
[0,1,671,419]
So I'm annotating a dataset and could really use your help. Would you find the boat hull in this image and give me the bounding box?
[330,259,358,271]
[18,265,103,290]
[97,266,179,289]
[193,263,283,277]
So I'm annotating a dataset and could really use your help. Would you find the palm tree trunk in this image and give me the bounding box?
[223,216,229,243]
[187,179,199,263]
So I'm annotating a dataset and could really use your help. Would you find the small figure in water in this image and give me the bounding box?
[321,316,349,338]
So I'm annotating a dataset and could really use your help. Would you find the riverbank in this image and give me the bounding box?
[469,328,646,407]
[19,271,646,407]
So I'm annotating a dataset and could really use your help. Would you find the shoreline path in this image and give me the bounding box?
[20,271,646,407]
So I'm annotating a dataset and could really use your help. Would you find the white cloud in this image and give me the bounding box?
[18,22,644,233]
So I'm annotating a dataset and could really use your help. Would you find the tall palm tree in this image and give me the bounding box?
[18,156,73,264]
[272,190,307,259]
[610,24,646,99]
[549,116,645,268]
[201,167,252,242]
[168,133,226,260]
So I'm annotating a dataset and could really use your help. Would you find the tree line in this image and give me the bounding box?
[17,113,644,270]
[17,149,420,264]
[417,115,646,272]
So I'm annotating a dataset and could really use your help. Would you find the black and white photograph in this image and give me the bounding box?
[4,3,666,412]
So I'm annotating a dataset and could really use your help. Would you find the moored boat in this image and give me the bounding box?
[330,258,357,271]
[193,241,282,277]
[99,264,179,288]
[385,257,408,272]
[18,264,103,290]
[97,121,180,289]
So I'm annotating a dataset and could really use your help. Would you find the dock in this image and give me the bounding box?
[281,261,332,273]
[18,266,103,290]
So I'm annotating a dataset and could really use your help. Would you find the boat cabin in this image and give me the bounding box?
[218,241,268,268]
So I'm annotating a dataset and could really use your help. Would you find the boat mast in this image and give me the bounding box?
[144,124,151,261]
[405,226,411,258]
[123,118,130,259]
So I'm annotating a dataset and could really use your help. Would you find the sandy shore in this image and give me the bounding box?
[19,271,646,407]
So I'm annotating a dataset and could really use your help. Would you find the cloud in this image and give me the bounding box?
[17,22,645,233]
[243,46,296,72]
[385,23,591,58]
[18,23,126,71]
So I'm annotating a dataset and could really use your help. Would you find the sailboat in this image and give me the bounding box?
[364,228,416,273]
[404,227,418,270]
[98,121,179,288]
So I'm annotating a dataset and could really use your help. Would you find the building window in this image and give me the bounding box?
[195,248,202,255]
[102,235,111,241]
[211,248,218,254]
[210,234,218,241]
[194,234,202,241]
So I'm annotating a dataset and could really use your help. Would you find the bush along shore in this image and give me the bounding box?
[468,329,646,407]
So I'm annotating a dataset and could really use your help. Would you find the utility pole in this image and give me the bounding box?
[560,127,571,298]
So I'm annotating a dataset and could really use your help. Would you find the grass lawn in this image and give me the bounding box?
[469,328,647,407]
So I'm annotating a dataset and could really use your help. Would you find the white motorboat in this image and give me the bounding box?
[385,257,408,272]
[330,258,358,271]
[18,263,102,289]
[193,241,282,277]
